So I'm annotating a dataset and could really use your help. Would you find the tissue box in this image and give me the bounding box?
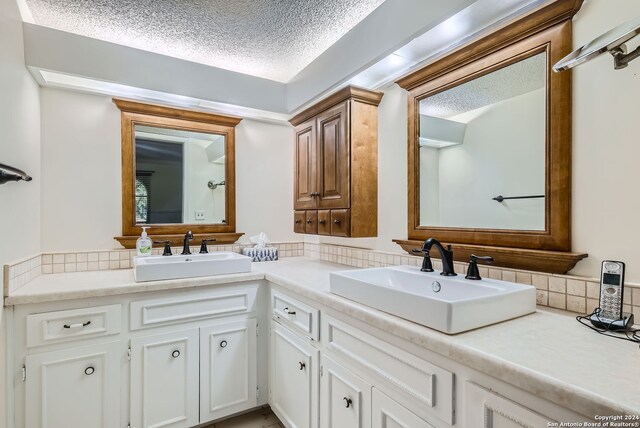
[242,247,278,262]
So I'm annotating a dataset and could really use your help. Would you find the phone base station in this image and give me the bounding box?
[589,313,635,331]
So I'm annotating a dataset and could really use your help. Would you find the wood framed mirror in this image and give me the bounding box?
[114,99,243,248]
[394,0,587,273]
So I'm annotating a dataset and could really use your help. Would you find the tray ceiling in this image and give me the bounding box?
[24,0,385,83]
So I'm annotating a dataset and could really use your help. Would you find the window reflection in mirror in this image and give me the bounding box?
[419,52,546,231]
[134,125,226,225]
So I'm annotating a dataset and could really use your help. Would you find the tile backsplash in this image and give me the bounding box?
[5,241,640,320]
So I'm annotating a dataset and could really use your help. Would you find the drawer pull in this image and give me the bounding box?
[84,366,95,376]
[220,340,228,348]
[306,219,313,224]
[298,361,306,370]
[171,350,180,358]
[295,220,302,224]
[334,219,341,224]
[63,321,91,329]
[343,397,352,408]
[283,307,296,315]
[319,220,326,225]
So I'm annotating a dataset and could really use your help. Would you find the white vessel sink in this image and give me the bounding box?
[330,265,536,334]
[133,252,252,282]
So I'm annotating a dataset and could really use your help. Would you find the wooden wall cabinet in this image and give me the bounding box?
[290,86,383,238]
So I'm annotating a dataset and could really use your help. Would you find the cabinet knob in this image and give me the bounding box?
[171,350,180,358]
[298,361,306,370]
[343,397,352,408]
[295,220,302,224]
[283,307,296,315]
[307,219,313,224]
[84,366,95,376]
[334,219,341,224]
[220,340,228,348]
[319,220,326,225]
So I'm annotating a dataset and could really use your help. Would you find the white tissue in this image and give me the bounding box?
[249,232,270,249]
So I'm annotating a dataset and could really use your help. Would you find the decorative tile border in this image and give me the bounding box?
[5,241,640,321]
[4,242,304,296]
[303,242,640,319]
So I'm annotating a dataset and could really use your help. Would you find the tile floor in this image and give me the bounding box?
[204,407,284,428]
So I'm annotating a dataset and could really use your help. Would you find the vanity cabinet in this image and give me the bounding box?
[270,321,320,428]
[290,86,383,238]
[130,329,200,428]
[11,282,265,428]
[320,355,371,428]
[25,341,121,428]
[200,320,258,423]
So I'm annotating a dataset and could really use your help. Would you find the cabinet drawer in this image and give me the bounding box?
[331,209,350,237]
[322,315,454,425]
[130,286,257,331]
[272,290,319,341]
[318,210,331,235]
[305,210,318,234]
[26,304,121,348]
[294,211,306,234]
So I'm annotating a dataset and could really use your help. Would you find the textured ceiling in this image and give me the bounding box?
[420,52,546,119]
[25,0,385,82]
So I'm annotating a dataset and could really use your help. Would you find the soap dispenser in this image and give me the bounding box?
[136,227,152,257]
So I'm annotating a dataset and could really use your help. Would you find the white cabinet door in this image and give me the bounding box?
[270,321,319,428]
[320,355,371,428]
[465,382,554,428]
[130,329,199,428]
[200,319,258,423]
[371,389,434,428]
[25,341,120,428]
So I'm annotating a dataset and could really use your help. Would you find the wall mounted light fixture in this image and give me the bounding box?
[554,16,640,71]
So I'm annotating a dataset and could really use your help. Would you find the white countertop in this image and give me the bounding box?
[5,257,639,418]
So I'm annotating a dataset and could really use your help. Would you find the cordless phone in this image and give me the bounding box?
[597,260,625,321]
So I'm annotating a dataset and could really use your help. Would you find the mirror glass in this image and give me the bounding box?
[134,125,226,225]
[418,52,546,230]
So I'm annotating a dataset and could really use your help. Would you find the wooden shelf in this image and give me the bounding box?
[115,233,244,249]
[393,239,587,274]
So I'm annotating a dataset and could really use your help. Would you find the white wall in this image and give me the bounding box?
[39,88,296,250]
[40,88,121,250]
[0,0,42,425]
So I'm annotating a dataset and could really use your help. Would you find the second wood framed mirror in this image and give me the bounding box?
[394,0,587,273]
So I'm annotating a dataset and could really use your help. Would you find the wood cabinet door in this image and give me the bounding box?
[316,102,350,209]
[294,211,306,234]
[372,388,434,428]
[317,210,331,235]
[130,329,199,428]
[465,382,554,428]
[25,341,121,428]
[306,210,318,235]
[200,319,258,423]
[320,355,371,428]
[270,321,319,428]
[294,120,317,210]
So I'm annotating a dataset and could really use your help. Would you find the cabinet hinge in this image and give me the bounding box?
[127,424,131,428]
[256,323,259,337]
[21,364,26,382]
[256,387,260,400]
[320,365,323,377]
[127,346,131,361]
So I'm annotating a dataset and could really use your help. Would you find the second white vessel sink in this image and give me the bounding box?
[330,265,536,334]
[133,252,252,282]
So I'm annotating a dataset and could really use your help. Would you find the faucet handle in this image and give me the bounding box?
[153,240,172,256]
[199,238,217,254]
[465,254,493,280]
[411,248,434,272]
